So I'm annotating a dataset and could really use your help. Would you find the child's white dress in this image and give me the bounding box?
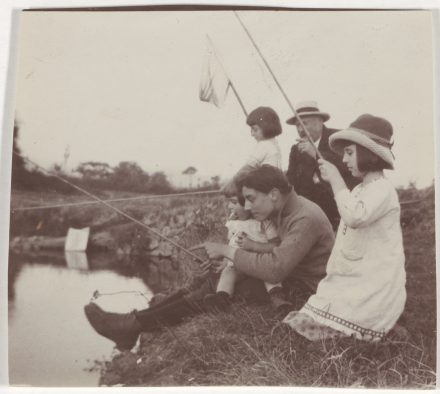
[246,138,282,170]
[284,178,406,341]
[217,219,280,294]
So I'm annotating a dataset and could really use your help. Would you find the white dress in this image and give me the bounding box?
[284,177,406,341]
[226,219,277,246]
[246,138,282,170]
[217,219,279,294]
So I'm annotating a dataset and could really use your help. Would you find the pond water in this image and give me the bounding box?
[8,252,154,387]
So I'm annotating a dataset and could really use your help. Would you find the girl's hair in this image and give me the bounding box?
[340,140,389,172]
[237,165,292,195]
[246,106,282,138]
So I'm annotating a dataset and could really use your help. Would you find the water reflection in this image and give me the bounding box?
[8,251,156,387]
[65,251,89,270]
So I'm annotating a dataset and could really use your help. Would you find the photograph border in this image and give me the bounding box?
[1,1,439,393]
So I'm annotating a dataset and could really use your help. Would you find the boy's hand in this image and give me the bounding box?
[203,241,227,259]
[199,259,227,274]
[211,259,228,273]
[191,242,237,263]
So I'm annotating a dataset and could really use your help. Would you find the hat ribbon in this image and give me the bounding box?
[351,127,395,159]
[351,127,394,148]
[297,107,319,113]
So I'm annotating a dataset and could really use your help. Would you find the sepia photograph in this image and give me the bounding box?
[1,3,437,389]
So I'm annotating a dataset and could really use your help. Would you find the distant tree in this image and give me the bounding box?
[76,161,113,180]
[50,163,63,174]
[148,171,172,194]
[211,175,221,189]
[111,161,150,192]
[11,121,29,189]
[182,166,197,188]
[11,120,74,193]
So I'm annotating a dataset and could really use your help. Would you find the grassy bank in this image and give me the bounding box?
[92,185,436,388]
[9,185,436,387]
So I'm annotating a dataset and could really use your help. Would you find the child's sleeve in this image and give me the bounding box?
[334,181,397,228]
[246,141,268,168]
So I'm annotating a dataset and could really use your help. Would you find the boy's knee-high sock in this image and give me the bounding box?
[135,296,205,330]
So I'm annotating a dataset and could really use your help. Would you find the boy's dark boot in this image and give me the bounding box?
[84,295,205,350]
[84,303,142,351]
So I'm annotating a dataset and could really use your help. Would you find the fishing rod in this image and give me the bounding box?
[233,11,323,160]
[12,150,208,264]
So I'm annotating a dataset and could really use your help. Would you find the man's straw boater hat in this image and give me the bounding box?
[329,114,395,170]
[286,100,330,125]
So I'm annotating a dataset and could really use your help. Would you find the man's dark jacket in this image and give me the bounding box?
[286,126,359,229]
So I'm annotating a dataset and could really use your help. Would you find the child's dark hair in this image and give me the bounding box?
[236,192,245,207]
[246,106,282,138]
[237,165,292,194]
[230,174,248,206]
[339,140,389,172]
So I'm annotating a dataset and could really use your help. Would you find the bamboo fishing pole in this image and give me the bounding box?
[233,11,323,160]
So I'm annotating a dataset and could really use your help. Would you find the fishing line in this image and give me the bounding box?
[12,189,221,212]
[12,151,208,264]
[90,290,150,302]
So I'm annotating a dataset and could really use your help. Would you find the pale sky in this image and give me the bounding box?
[13,10,435,187]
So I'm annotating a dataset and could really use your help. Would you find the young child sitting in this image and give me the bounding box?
[222,106,282,196]
[204,193,290,311]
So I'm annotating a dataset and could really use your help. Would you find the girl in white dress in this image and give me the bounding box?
[223,106,282,195]
[283,114,406,341]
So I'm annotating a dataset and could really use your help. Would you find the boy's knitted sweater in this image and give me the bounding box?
[234,191,335,292]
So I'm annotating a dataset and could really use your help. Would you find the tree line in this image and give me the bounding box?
[11,123,220,195]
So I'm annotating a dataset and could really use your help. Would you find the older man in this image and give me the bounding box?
[286,101,358,229]
[84,166,334,350]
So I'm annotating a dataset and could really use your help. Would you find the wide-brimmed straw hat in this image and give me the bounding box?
[329,114,395,169]
[286,100,330,125]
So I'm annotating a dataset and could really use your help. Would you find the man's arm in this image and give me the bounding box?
[237,236,280,253]
[233,217,318,284]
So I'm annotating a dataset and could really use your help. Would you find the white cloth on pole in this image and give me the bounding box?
[199,40,230,107]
